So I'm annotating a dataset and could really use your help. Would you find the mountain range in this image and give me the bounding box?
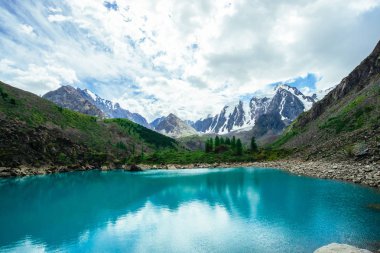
[43,86,150,128]
[192,84,318,135]
[43,82,326,139]
[148,84,324,140]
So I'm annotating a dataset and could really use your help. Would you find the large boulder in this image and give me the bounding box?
[129,164,143,172]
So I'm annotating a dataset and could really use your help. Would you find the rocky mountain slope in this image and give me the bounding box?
[0,81,177,170]
[193,85,317,134]
[43,86,150,128]
[273,40,380,162]
[41,85,105,118]
[150,116,166,129]
[153,113,198,138]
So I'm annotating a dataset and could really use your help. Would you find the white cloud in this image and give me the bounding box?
[48,7,63,13]
[48,14,72,23]
[0,59,76,95]
[0,0,379,121]
[19,24,36,36]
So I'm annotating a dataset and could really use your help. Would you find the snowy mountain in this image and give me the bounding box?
[152,113,197,138]
[43,85,150,128]
[78,88,150,127]
[193,84,318,134]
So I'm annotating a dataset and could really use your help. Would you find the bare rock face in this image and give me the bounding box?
[153,113,197,138]
[43,86,105,118]
[314,243,372,253]
[251,112,286,137]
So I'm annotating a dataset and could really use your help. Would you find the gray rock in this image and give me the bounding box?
[129,164,143,172]
[353,143,369,157]
[100,165,110,171]
[153,113,197,138]
[314,243,372,253]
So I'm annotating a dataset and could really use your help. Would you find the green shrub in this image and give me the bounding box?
[116,141,127,150]
[57,153,69,164]
[0,88,8,100]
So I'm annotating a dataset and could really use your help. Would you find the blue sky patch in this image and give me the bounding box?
[104,1,118,11]
[268,73,319,91]
[284,73,319,90]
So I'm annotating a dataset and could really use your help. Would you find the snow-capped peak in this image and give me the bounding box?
[275,84,314,110]
[84,89,98,101]
[193,84,317,134]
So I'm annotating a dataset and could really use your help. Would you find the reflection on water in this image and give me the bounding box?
[0,168,379,252]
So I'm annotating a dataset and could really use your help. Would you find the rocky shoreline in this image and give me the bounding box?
[137,160,380,188]
[0,160,379,188]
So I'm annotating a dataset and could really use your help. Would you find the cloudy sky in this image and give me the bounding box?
[0,0,379,121]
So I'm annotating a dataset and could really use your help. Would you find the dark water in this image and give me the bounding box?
[0,168,379,252]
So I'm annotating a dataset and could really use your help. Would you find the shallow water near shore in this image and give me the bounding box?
[0,167,379,252]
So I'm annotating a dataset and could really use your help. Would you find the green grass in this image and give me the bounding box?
[319,94,375,133]
[270,129,298,149]
[253,148,293,161]
[140,146,292,165]
[104,118,177,149]
[142,149,256,164]
[269,117,302,149]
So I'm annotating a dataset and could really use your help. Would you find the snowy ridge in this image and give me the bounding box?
[276,84,314,110]
[193,84,317,134]
[77,87,150,127]
[84,89,97,101]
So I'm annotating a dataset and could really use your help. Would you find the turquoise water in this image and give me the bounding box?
[0,168,379,253]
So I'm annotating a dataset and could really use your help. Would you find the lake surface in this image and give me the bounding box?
[0,168,379,253]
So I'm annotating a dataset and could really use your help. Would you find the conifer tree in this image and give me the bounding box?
[225,137,231,145]
[236,138,243,155]
[209,138,214,152]
[220,137,225,145]
[250,137,258,153]
[215,136,220,147]
[205,138,214,153]
[231,136,236,149]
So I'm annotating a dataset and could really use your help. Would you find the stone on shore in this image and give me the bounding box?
[314,243,372,253]
[129,164,143,172]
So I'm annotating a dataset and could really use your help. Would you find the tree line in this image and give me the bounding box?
[205,136,258,156]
